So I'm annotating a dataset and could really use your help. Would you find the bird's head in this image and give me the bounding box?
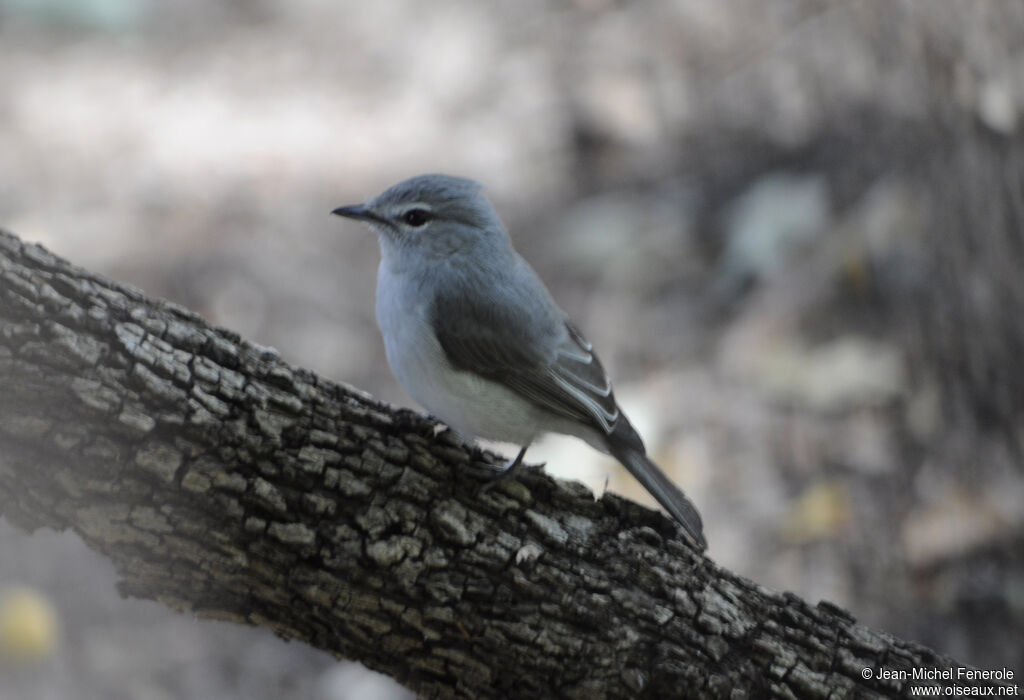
[332,174,507,257]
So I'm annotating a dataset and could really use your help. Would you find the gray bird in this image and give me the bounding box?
[333,174,707,550]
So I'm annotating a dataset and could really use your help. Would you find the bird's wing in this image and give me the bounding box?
[429,270,621,437]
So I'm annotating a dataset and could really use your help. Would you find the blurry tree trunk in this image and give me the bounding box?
[0,229,1008,699]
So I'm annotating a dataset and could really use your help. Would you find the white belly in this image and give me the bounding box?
[375,260,542,446]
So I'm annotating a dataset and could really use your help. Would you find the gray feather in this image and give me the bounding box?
[429,257,620,435]
[609,439,707,550]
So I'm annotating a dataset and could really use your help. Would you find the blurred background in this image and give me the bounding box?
[1,0,1023,697]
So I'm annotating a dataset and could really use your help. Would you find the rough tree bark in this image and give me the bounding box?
[0,229,1011,699]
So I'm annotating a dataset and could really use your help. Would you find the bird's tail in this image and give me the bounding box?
[609,443,707,551]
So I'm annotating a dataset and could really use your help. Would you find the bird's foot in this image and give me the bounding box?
[476,445,530,496]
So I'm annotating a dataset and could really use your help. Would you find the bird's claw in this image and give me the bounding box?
[475,445,533,496]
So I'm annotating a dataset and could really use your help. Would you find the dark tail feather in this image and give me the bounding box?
[610,444,707,551]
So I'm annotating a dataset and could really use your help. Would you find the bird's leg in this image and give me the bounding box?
[477,444,530,495]
[502,444,529,474]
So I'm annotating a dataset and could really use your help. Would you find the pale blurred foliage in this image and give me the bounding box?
[2,0,1023,696]
[0,586,59,662]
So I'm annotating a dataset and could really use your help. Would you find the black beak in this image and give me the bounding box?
[331,204,386,225]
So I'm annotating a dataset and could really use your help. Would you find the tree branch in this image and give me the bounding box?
[0,229,1009,698]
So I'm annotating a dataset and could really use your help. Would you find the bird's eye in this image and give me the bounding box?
[402,209,431,227]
